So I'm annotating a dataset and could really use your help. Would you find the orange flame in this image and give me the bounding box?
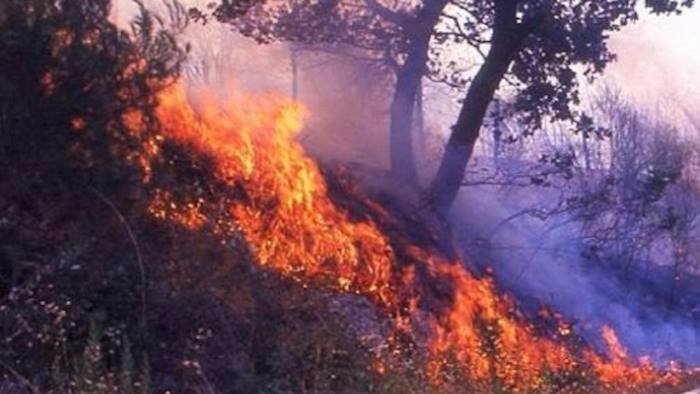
[133,82,687,392]
[153,85,396,305]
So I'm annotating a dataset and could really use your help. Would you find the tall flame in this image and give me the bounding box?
[153,85,396,305]
[135,82,687,392]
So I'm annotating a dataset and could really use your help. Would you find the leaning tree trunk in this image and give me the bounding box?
[389,37,430,183]
[388,0,449,184]
[429,7,521,214]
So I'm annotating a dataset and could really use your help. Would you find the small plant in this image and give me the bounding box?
[49,315,151,394]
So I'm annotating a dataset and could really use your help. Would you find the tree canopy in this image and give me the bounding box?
[211,0,695,212]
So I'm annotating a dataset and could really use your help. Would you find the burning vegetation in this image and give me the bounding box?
[2,0,700,393]
[134,81,692,392]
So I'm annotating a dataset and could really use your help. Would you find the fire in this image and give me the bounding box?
[152,85,397,305]
[71,116,87,132]
[602,325,630,362]
[424,256,577,389]
[134,81,687,391]
[583,326,680,390]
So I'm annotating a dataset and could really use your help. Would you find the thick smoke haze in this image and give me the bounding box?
[111,0,700,366]
[447,10,700,364]
[447,9,700,365]
[608,6,700,112]
[453,186,700,365]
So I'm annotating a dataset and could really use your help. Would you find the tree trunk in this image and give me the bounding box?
[389,37,429,182]
[388,0,448,184]
[429,3,521,214]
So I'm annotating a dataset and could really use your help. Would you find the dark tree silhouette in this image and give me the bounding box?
[0,0,184,387]
[212,0,693,214]
[428,0,694,214]
[0,0,183,195]
[213,0,461,182]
